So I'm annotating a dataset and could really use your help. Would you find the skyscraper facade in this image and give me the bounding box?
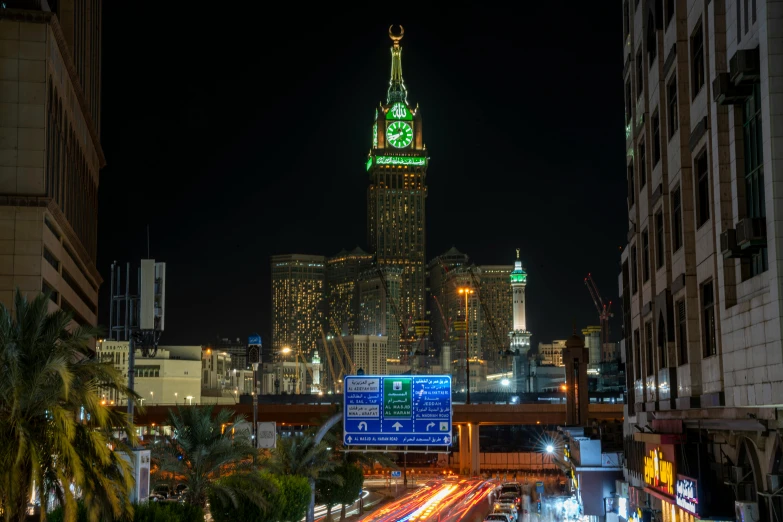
[358,266,401,361]
[427,246,470,354]
[478,264,513,372]
[619,1,783,519]
[0,1,103,325]
[367,26,428,329]
[270,254,325,358]
[325,247,373,336]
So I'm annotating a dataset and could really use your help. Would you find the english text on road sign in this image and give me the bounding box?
[343,375,452,446]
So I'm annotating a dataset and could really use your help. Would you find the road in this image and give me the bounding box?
[357,478,498,522]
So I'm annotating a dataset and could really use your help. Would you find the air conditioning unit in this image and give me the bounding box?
[736,218,767,251]
[730,48,761,84]
[713,73,752,105]
[735,501,760,522]
[720,228,743,259]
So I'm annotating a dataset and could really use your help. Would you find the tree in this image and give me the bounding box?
[163,405,267,510]
[208,472,309,522]
[335,463,364,521]
[0,290,138,522]
[265,435,342,522]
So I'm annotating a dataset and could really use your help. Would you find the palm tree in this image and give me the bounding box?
[0,290,139,522]
[163,405,268,510]
[265,434,342,522]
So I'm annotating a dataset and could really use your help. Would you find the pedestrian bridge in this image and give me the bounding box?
[125,402,623,427]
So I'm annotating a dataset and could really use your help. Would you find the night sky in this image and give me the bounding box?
[98,4,626,348]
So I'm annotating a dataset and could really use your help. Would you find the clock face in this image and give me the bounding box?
[386,121,413,148]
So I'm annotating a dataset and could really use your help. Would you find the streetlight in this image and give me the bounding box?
[150,391,154,405]
[546,444,554,454]
[185,395,193,405]
[501,378,510,387]
[458,287,474,404]
[174,392,178,404]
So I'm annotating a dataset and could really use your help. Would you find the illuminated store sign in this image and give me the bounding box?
[675,476,699,514]
[644,447,674,495]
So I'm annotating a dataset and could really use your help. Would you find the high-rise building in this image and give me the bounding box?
[444,266,481,361]
[342,334,388,377]
[211,336,248,371]
[427,247,470,356]
[509,250,531,392]
[270,254,325,358]
[358,266,401,361]
[581,325,602,366]
[325,247,373,336]
[0,2,103,324]
[478,264,513,372]
[538,340,566,367]
[367,26,428,328]
[619,1,783,519]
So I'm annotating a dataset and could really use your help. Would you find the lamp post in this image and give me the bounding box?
[458,287,474,404]
[150,391,154,405]
[252,362,259,448]
[174,392,178,404]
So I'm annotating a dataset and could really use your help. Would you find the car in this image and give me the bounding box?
[493,505,518,522]
[484,514,512,522]
[500,482,523,496]
[498,492,521,509]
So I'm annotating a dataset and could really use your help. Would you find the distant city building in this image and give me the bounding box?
[260,359,315,395]
[601,341,619,362]
[619,1,783,518]
[443,266,482,389]
[342,334,388,377]
[538,340,566,367]
[427,247,471,355]
[326,247,374,336]
[202,347,231,391]
[211,336,248,370]
[478,264,513,372]
[0,2,104,325]
[358,266,402,360]
[96,340,201,406]
[270,254,325,358]
[367,28,428,330]
[581,325,602,366]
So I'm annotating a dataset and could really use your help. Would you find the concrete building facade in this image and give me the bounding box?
[620,0,783,520]
[0,2,103,324]
[326,247,373,336]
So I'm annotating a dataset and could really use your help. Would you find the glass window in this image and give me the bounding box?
[677,299,687,365]
[743,82,767,276]
[701,281,716,357]
[667,75,678,139]
[634,329,641,380]
[691,21,705,99]
[695,150,710,227]
[672,186,682,251]
[636,46,644,99]
[658,315,667,368]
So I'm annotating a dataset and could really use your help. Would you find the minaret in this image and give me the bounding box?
[311,350,321,394]
[509,249,532,393]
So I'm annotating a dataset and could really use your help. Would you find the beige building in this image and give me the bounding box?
[343,334,388,376]
[201,347,231,391]
[0,2,103,324]
[620,0,783,519]
[538,340,566,367]
[581,325,602,366]
[270,254,325,358]
[96,340,201,406]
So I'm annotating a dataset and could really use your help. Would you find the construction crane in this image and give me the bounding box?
[584,273,613,345]
[431,295,451,342]
[330,317,356,374]
[319,325,339,393]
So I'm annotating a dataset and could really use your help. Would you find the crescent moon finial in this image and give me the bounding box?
[389,24,404,47]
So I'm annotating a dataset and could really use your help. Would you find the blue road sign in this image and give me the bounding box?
[343,375,452,446]
[391,470,402,478]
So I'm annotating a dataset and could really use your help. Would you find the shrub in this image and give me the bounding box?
[48,500,203,522]
[208,472,310,522]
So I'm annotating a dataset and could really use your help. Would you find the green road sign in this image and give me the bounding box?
[383,378,412,418]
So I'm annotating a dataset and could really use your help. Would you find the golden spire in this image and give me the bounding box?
[387,25,408,104]
[516,248,520,260]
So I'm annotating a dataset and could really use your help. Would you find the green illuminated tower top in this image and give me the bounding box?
[510,248,527,284]
[387,25,408,104]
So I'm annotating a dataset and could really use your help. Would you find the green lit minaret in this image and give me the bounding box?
[509,249,531,393]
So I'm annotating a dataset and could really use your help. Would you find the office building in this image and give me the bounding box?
[539,340,566,367]
[478,264,513,372]
[358,266,402,361]
[0,2,103,324]
[342,334,388,376]
[619,1,783,520]
[326,247,373,336]
[270,254,325,358]
[428,246,471,354]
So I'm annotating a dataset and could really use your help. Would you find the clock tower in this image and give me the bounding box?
[367,26,428,334]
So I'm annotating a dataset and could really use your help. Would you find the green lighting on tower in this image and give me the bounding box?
[386,102,413,121]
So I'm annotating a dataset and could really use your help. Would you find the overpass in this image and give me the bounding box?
[123,402,623,427]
